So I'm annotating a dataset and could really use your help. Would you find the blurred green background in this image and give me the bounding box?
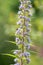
[0,0,43,65]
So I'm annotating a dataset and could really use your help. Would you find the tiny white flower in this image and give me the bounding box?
[13,50,21,54]
[28,5,32,8]
[18,11,22,15]
[14,63,20,65]
[19,4,24,9]
[20,52,30,57]
[26,28,31,32]
[20,25,23,28]
[18,15,23,18]
[28,24,31,26]
[17,20,22,25]
[25,22,29,27]
[26,17,31,22]
[16,28,21,34]
[14,58,18,62]
[27,1,31,3]
[16,40,21,45]
[27,37,31,43]
[29,10,32,16]
[20,53,23,57]
[24,32,28,35]
[21,1,26,4]
[16,38,19,43]
[25,8,31,12]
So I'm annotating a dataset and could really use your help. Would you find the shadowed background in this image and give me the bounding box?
[0,0,43,65]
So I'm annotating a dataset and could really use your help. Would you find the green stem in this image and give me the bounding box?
[20,5,26,65]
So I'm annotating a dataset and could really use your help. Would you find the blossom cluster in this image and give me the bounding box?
[13,0,32,65]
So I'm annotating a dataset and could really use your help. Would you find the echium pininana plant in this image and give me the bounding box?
[13,0,32,65]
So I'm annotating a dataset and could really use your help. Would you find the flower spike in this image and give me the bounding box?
[14,0,32,65]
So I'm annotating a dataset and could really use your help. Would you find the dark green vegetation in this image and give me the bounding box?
[0,0,43,65]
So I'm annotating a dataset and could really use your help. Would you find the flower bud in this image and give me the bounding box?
[25,44,30,50]
[26,58,31,64]
[23,52,30,57]
[19,4,24,10]
[16,28,21,34]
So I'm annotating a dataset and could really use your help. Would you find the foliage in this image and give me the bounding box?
[0,0,43,65]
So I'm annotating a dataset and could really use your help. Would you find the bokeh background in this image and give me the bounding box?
[0,0,43,65]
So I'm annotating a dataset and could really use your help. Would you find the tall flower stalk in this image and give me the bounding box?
[14,0,32,65]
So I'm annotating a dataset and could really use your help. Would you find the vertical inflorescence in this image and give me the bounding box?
[14,0,32,65]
